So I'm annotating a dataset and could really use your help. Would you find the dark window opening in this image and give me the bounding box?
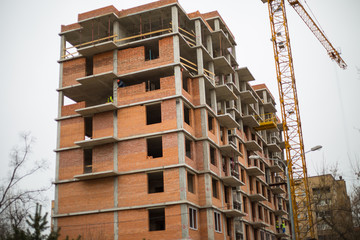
[85,57,93,76]
[241,169,245,183]
[189,208,197,229]
[183,76,189,92]
[84,149,92,173]
[214,211,221,232]
[185,138,192,159]
[147,137,163,158]
[208,115,214,131]
[226,218,231,236]
[149,208,165,231]
[187,172,195,193]
[184,104,191,125]
[212,178,218,198]
[146,103,161,125]
[224,186,229,204]
[146,78,160,92]
[210,146,216,166]
[145,41,159,61]
[84,117,93,139]
[148,171,164,193]
[243,196,247,213]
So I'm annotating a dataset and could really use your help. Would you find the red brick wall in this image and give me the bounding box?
[61,101,85,117]
[93,111,114,138]
[93,143,114,172]
[62,58,86,87]
[118,37,174,75]
[58,178,114,214]
[78,5,119,21]
[117,76,176,106]
[93,51,113,75]
[119,0,177,17]
[59,149,83,180]
[117,99,177,138]
[57,213,114,240]
[117,133,178,172]
[60,117,84,148]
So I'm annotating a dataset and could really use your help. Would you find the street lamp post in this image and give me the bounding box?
[248,145,322,240]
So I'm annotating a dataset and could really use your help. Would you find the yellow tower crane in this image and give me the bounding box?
[260,0,347,239]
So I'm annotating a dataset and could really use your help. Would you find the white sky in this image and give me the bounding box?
[0,0,359,215]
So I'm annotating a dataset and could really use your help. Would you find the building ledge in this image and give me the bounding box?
[274,208,288,216]
[74,170,118,180]
[271,185,286,195]
[77,40,117,57]
[215,84,237,101]
[221,175,244,187]
[217,113,239,129]
[245,166,264,176]
[236,67,255,82]
[267,143,282,152]
[250,220,270,228]
[213,56,234,75]
[219,144,241,157]
[248,193,267,202]
[269,164,284,173]
[242,115,260,128]
[240,90,257,104]
[76,102,117,116]
[244,140,262,152]
[75,136,118,148]
[223,208,246,218]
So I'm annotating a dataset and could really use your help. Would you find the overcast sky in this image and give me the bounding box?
[0,0,359,214]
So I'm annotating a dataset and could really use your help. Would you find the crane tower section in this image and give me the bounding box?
[264,0,315,239]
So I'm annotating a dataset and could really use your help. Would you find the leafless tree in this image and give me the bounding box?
[0,132,50,238]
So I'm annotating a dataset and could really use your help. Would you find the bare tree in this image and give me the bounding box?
[0,132,50,238]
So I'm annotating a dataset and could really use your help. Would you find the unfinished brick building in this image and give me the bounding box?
[54,0,292,239]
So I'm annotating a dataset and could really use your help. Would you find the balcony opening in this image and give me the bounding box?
[214,211,222,232]
[145,78,160,92]
[83,149,92,173]
[183,75,189,92]
[145,40,159,61]
[258,206,263,220]
[222,157,227,174]
[189,208,197,229]
[149,208,165,231]
[249,176,253,191]
[241,169,245,183]
[210,146,216,166]
[184,104,191,125]
[146,103,161,125]
[243,196,247,213]
[224,186,229,204]
[148,171,164,193]
[84,117,93,140]
[208,115,214,132]
[226,218,231,236]
[147,137,163,158]
[212,178,219,198]
[185,138,192,159]
[85,56,93,76]
[187,172,195,193]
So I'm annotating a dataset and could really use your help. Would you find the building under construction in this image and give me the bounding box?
[54,0,292,239]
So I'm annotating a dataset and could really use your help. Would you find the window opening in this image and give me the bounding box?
[187,172,195,193]
[226,218,231,236]
[185,138,192,159]
[145,41,159,61]
[224,186,229,204]
[184,104,191,125]
[148,171,164,193]
[212,178,218,198]
[214,211,222,232]
[146,78,160,92]
[85,56,93,76]
[183,76,189,92]
[146,103,161,125]
[210,146,216,166]
[147,137,163,158]
[189,208,197,229]
[83,149,92,173]
[149,208,165,231]
[208,115,214,132]
[84,117,93,139]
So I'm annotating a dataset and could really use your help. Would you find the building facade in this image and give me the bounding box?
[54,1,291,239]
[308,174,353,240]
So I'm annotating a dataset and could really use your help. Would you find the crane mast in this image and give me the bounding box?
[265,0,315,239]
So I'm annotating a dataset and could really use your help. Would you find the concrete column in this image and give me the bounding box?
[173,35,180,64]
[231,46,236,59]
[210,89,217,113]
[197,48,204,75]
[114,178,119,240]
[214,19,220,31]
[113,49,118,75]
[200,107,208,136]
[203,141,210,171]
[179,167,187,200]
[113,21,120,41]
[181,204,190,238]
[234,70,240,90]
[60,35,66,60]
[262,91,267,103]
[174,65,182,95]
[178,132,185,164]
[208,62,215,85]
[199,77,206,105]
[176,97,184,129]
[206,35,213,57]
[206,208,215,240]
[195,20,202,46]
[171,6,179,33]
